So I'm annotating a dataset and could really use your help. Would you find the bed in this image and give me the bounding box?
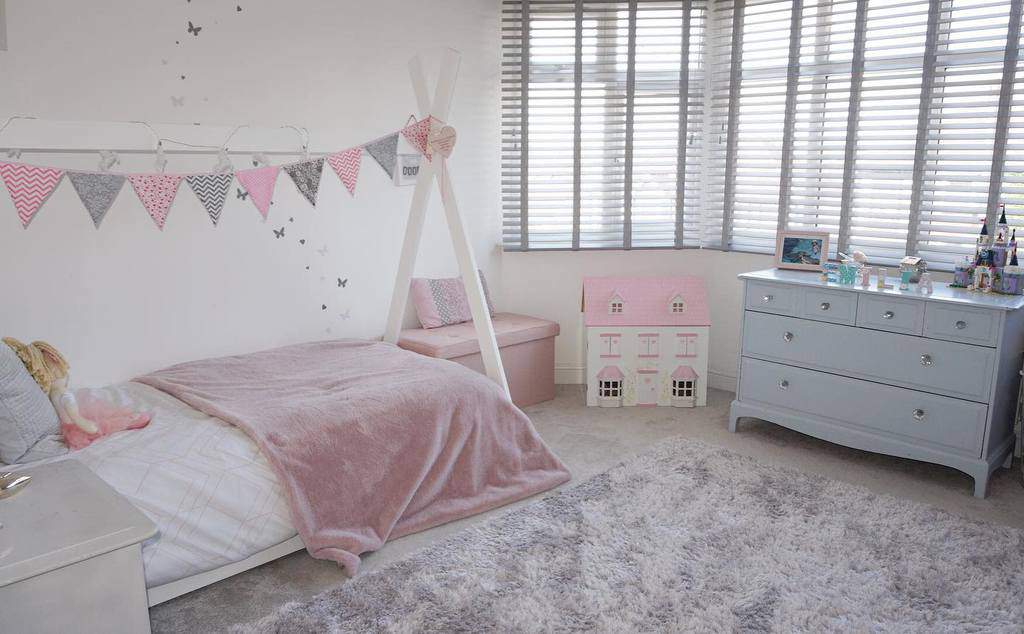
[15,340,570,606]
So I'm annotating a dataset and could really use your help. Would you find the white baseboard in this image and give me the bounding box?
[554,365,737,393]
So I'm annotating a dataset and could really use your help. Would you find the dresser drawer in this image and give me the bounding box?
[745,281,799,316]
[802,288,857,325]
[738,357,987,457]
[742,311,995,402]
[923,303,999,347]
[856,294,925,335]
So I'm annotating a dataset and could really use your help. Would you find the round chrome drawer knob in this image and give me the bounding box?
[782,331,794,342]
[882,310,895,320]
[955,320,967,330]
[820,302,830,311]
[920,354,933,366]
[778,379,789,390]
[762,295,774,304]
[912,408,926,421]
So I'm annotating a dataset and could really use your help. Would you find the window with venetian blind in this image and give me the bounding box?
[502,0,1024,271]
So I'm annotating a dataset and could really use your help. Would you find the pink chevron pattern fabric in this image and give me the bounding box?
[235,166,280,220]
[401,117,432,160]
[327,148,362,196]
[128,174,183,230]
[0,162,64,228]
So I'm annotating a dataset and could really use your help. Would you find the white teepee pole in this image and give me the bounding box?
[383,49,510,398]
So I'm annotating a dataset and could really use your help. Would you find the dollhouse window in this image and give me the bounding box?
[672,379,694,398]
[599,334,621,358]
[676,333,697,358]
[598,380,622,398]
[638,334,659,358]
[608,293,624,315]
[669,295,686,313]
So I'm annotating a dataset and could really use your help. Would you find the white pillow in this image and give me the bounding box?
[0,345,62,463]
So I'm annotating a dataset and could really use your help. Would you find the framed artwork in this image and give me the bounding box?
[775,230,830,271]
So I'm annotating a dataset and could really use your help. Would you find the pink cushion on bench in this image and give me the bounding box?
[398,313,559,359]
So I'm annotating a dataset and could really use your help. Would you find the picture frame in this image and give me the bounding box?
[775,230,830,271]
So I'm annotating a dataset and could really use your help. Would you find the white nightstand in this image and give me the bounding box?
[0,459,156,633]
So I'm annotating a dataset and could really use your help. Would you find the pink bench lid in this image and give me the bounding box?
[398,313,560,359]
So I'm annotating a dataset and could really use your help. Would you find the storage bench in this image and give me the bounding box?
[398,313,559,408]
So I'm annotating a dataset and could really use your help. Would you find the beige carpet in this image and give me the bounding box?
[150,386,1024,632]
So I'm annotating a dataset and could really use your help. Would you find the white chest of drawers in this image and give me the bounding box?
[729,268,1024,497]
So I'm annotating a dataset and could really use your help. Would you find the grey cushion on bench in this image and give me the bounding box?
[0,344,60,464]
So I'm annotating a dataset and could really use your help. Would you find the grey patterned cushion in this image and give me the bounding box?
[0,344,61,463]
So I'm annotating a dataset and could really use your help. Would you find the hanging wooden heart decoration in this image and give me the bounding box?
[429,125,457,159]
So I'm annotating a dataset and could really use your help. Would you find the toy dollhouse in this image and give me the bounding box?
[583,276,710,408]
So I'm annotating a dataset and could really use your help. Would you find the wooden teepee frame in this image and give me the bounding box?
[382,49,510,398]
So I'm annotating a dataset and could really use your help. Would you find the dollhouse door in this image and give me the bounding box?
[637,370,658,406]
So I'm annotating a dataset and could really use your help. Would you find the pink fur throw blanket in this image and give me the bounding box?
[135,340,570,574]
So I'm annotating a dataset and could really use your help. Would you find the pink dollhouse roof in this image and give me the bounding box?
[583,276,710,327]
[597,365,624,380]
[671,365,698,380]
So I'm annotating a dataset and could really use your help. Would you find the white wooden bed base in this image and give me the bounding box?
[147,536,305,606]
[145,49,508,608]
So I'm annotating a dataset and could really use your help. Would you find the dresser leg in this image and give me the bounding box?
[973,473,989,498]
[1002,452,1014,469]
[728,400,741,433]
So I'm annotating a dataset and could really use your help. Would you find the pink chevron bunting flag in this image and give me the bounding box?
[401,117,432,160]
[128,174,183,230]
[0,162,64,228]
[327,148,362,196]
[235,166,281,220]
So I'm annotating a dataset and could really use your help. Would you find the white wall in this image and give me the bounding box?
[502,250,778,391]
[0,0,502,387]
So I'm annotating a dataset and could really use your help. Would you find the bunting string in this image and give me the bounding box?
[0,117,437,229]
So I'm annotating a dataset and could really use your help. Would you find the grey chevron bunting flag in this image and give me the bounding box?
[186,173,234,226]
[66,172,126,228]
[364,133,399,180]
[283,158,325,207]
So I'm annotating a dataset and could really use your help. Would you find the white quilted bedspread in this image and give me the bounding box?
[29,382,296,588]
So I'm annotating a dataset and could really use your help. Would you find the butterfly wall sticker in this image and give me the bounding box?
[187,21,202,36]
[273,227,285,239]
[236,188,248,200]
[316,245,329,256]
[171,96,185,107]
[339,309,351,320]
[337,278,348,288]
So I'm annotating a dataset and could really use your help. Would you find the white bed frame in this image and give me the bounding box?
[146,49,509,607]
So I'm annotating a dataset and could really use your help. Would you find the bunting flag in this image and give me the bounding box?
[401,117,432,160]
[3,118,453,231]
[67,172,126,228]
[364,133,399,180]
[327,148,361,196]
[283,158,325,207]
[128,174,183,229]
[0,162,64,228]
[235,165,280,220]
[186,173,234,226]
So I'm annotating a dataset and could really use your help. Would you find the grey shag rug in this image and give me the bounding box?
[236,438,1024,632]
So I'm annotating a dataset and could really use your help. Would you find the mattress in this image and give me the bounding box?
[27,382,296,588]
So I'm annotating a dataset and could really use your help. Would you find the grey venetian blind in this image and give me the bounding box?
[504,0,1024,270]
[501,0,709,250]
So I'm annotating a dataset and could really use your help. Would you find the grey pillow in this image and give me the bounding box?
[0,344,61,463]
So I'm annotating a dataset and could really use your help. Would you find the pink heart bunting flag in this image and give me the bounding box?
[128,174,183,230]
[327,148,362,196]
[0,162,64,228]
[401,117,432,160]
[235,165,280,220]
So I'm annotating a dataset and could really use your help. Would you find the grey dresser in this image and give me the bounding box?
[730,268,1024,497]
